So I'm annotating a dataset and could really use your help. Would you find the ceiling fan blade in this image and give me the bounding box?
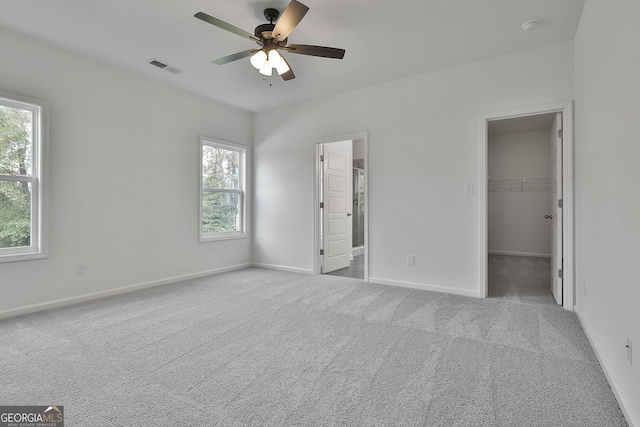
[280,56,296,81]
[195,12,260,42]
[212,50,258,65]
[272,0,309,42]
[283,44,345,59]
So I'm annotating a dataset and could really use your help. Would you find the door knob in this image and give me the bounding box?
[545,214,554,219]
[347,213,352,217]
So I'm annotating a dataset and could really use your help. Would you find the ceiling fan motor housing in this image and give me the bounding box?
[255,8,284,40]
[254,23,275,39]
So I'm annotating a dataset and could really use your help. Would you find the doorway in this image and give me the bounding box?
[314,132,368,281]
[487,112,560,305]
[480,102,574,311]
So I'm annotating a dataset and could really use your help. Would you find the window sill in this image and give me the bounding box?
[199,232,247,243]
[0,251,48,264]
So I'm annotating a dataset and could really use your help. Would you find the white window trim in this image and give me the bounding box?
[199,137,247,242]
[0,91,49,263]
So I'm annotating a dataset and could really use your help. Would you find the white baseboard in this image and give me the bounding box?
[250,263,313,275]
[351,246,365,257]
[0,263,251,321]
[575,308,637,427]
[368,277,480,298]
[488,250,551,258]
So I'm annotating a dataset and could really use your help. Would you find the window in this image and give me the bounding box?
[199,137,246,241]
[0,92,48,262]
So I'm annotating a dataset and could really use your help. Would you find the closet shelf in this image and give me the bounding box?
[488,177,551,192]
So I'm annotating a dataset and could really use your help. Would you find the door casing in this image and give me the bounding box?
[479,102,574,310]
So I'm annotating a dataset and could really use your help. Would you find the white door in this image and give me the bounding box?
[321,141,352,273]
[550,113,563,305]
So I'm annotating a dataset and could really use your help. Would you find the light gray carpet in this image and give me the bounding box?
[0,268,627,426]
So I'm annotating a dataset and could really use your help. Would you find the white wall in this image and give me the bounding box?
[253,41,574,297]
[353,139,365,164]
[0,28,253,316]
[488,130,551,256]
[574,1,640,425]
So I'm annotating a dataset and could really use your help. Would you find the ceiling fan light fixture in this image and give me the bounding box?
[275,60,290,76]
[268,49,282,64]
[275,58,290,75]
[268,49,290,75]
[259,60,273,76]
[250,50,267,69]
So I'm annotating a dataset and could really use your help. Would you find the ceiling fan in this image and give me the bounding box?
[195,0,345,81]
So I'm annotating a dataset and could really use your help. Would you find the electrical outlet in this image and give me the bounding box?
[464,183,474,195]
[407,255,415,266]
[626,339,633,365]
[76,264,87,275]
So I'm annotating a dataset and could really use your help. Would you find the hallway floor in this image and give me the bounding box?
[324,255,364,280]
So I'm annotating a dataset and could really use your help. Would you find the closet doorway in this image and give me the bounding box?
[313,132,368,281]
[480,102,574,311]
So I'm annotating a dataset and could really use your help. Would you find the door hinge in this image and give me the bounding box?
[558,129,563,139]
[320,155,324,162]
[558,199,563,208]
[558,269,563,279]
[320,202,324,208]
[320,249,324,256]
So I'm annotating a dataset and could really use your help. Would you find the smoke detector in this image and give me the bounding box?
[522,20,541,31]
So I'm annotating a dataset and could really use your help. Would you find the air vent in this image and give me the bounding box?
[148,59,182,74]
[149,59,167,68]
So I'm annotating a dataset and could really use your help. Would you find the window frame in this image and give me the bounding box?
[0,91,49,263]
[199,137,247,242]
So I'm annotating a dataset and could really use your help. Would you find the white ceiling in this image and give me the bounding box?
[0,0,585,113]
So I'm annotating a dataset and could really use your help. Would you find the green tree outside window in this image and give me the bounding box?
[201,143,244,235]
[0,105,33,248]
